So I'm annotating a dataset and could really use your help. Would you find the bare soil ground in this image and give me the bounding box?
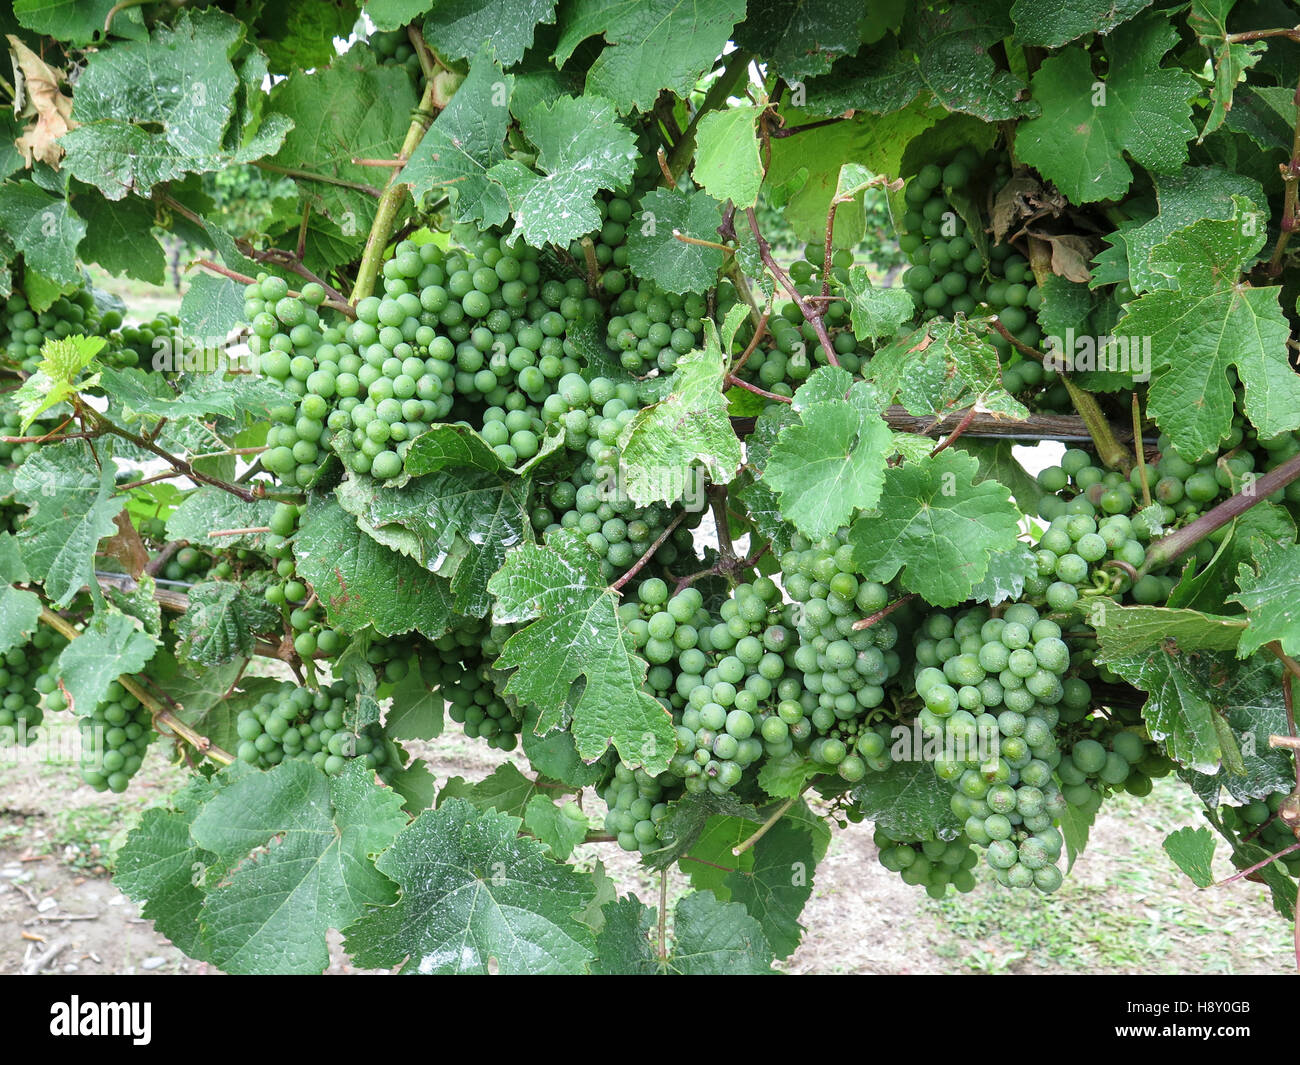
[0,731,1292,976]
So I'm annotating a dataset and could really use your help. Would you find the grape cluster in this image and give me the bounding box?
[570,191,634,297]
[367,28,423,79]
[1222,792,1300,877]
[78,681,156,793]
[606,281,707,375]
[262,502,340,659]
[0,631,65,746]
[1055,727,1162,811]
[600,761,679,854]
[235,680,394,779]
[915,603,1076,892]
[2,288,110,372]
[874,827,979,898]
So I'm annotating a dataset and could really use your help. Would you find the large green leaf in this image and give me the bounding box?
[618,332,742,507]
[191,760,408,974]
[343,798,597,974]
[1114,201,1300,460]
[554,0,746,113]
[488,529,676,771]
[12,441,123,608]
[763,369,892,541]
[55,609,159,716]
[423,0,557,66]
[848,449,1022,606]
[401,48,513,228]
[293,497,454,638]
[488,95,637,247]
[626,187,725,295]
[1015,12,1197,203]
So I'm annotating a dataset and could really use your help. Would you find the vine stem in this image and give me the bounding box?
[727,375,791,403]
[657,869,669,962]
[38,609,233,766]
[709,484,735,563]
[745,207,840,368]
[1216,840,1300,886]
[1139,451,1300,574]
[191,260,353,318]
[1267,71,1300,277]
[1132,392,1152,507]
[733,795,798,857]
[351,78,440,303]
[609,510,687,593]
[852,593,918,631]
[252,160,382,198]
[929,405,978,457]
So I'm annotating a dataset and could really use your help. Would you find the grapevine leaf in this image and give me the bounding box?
[970,542,1037,607]
[733,0,862,79]
[626,187,725,295]
[343,798,597,974]
[59,10,257,199]
[618,332,742,506]
[694,105,764,209]
[14,335,105,431]
[488,95,636,247]
[1231,540,1300,657]
[384,665,445,741]
[763,375,892,541]
[347,466,532,618]
[178,272,245,342]
[293,497,454,638]
[165,488,277,551]
[1185,652,1294,806]
[523,795,589,860]
[666,890,776,975]
[266,53,417,241]
[955,439,1041,513]
[12,441,123,608]
[388,758,437,817]
[850,755,963,839]
[1163,826,1217,888]
[1088,601,1247,659]
[1098,645,1279,775]
[842,265,916,341]
[722,817,815,959]
[423,0,557,66]
[0,181,86,286]
[1189,0,1266,140]
[74,191,165,284]
[1115,202,1300,460]
[799,35,923,117]
[13,0,146,43]
[519,705,608,789]
[365,0,440,31]
[97,367,291,423]
[554,0,746,113]
[1058,795,1096,872]
[870,317,1027,420]
[114,773,230,963]
[254,0,359,75]
[401,48,513,229]
[1099,166,1264,295]
[438,763,547,820]
[1010,0,1152,47]
[766,99,941,246]
[680,817,756,898]
[1014,12,1198,203]
[191,760,407,975]
[0,585,41,656]
[172,581,279,666]
[55,609,159,715]
[589,894,658,974]
[848,449,1022,607]
[897,0,1030,120]
[487,529,676,772]
[756,750,821,799]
